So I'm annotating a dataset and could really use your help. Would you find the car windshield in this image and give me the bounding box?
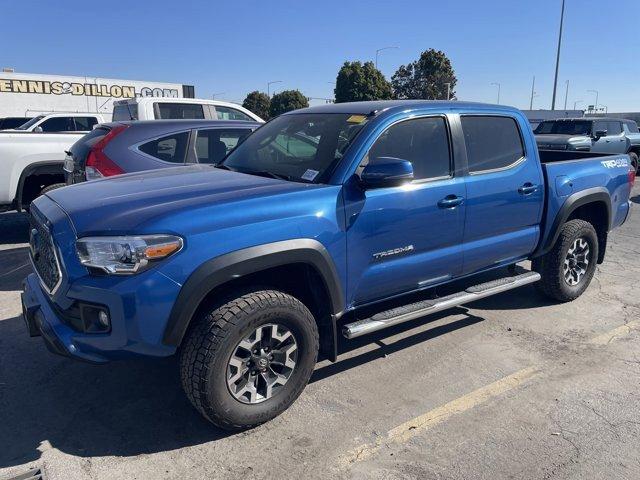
[220,113,369,183]
[15,115,45,130]
[534,120,592,136]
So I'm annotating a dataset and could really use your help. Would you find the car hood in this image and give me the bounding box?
[45,164,321,234]
[535,134,590,144]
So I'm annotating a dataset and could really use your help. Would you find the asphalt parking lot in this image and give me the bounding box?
[1,187,639,480]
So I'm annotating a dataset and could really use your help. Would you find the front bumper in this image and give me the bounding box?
[22,274,102,362]
[22,272,179,363]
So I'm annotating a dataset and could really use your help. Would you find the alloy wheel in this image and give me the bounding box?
[226,323,298,404]
[563,237,590,286]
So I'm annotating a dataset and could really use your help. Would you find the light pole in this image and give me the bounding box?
[529,76,537,110]
[375,46,399,70]
[587,89,599,113]
[563,80,569,110]
[444,82,451,100]
[573,100,583,110]
[267,80,283,97]
[491,82,501,104]
[211,92,226,99]
[551,0,566,110]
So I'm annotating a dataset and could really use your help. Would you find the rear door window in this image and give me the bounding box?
[73,117,98,131]
[215,106,253,121]
[194,128,252,164]
[461,116,525,173]
[625,121,640,133]
[40,116,75,132]
[139,132,190,163]
[154,103,205,119]
[606,121,622,135]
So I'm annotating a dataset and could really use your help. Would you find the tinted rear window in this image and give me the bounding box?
[461,116,525,173]
[155,103,205,120]
[139,131,190,163]
[74,117,98,131]
[113,103,138,121]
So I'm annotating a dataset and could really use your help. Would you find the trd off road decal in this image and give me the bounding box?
[601,158,629,168]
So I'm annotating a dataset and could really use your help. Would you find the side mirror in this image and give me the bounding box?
[593,129,607,139]
[359,156,414,188]
[33,126,43,133]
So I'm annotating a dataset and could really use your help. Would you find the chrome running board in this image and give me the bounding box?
[342,271,541,339]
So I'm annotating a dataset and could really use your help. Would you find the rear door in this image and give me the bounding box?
[460,114,544,274]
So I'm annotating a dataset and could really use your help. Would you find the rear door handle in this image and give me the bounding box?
[518,183,538,195]
[438,195,464,208]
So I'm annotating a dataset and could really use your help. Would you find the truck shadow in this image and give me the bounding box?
[0,212,29,244]
[0,284,555,468]
[631,194,640,205]
[0,247,31,291]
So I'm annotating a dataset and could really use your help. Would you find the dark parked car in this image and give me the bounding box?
[0,116,32,130]
[64,119,260,184]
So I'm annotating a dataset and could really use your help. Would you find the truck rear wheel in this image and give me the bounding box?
[180,290,319,430]
[534,219,598,302]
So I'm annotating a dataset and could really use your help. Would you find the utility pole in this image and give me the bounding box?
[563,80,569,110]
[444,82,451,100]
[529,76,536,110]
[551,0,566,110]
[573,100,583,110]
[587,90,599,113]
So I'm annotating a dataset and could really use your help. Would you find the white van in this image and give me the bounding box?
[112,97,264,123]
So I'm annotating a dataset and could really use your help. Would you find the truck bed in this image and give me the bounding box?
[537,149,632,257]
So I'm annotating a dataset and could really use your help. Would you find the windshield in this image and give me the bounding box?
[534,120,592,136]
[16,115,45,130]
[221,113,369,183]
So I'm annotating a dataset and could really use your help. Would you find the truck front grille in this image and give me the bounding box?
[29,208,62,293]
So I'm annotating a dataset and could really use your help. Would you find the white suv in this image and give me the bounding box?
[112,97,264,123]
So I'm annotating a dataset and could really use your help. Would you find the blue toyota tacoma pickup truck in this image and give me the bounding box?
[22,101,634,429]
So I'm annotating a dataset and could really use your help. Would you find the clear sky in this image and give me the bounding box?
[2,0,639,112]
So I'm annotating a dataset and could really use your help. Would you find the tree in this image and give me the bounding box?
[391,49,457,100]
[269,90,309,117]
[242,91,271,120]
[334,61,393,103]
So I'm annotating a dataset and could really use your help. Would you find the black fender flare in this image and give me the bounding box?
[534,186,611,257]
[16,160,65,211]
[162,238,345,348]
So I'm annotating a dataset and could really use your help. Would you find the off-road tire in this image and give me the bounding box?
[180,290,319,430]
[628,151,638,174]
[533,219,598,302]
[39,183,66,196]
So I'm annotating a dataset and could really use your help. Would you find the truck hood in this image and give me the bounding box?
[535,134,590,145]
[45,164,320,234]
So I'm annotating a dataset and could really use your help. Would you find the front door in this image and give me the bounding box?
[345,115,465,307]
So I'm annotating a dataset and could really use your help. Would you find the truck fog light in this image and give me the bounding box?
[98,310,110,328]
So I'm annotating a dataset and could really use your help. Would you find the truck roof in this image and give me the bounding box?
[288,100,519,116]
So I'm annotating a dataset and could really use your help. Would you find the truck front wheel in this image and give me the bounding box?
[534,219,599,302]
[180,290,319,430]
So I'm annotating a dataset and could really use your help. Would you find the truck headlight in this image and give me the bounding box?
[76,235,183,274]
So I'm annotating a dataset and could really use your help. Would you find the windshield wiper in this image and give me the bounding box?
[214,164,234,171]
[243,170,293,181]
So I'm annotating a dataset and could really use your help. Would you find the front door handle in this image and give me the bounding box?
[438,195,464,208]
[518,183,538,195]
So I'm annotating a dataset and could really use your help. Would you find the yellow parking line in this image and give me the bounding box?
[589,320,640,345]
[343,366,540,464]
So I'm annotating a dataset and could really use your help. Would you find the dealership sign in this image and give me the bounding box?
[0,78,179,98]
